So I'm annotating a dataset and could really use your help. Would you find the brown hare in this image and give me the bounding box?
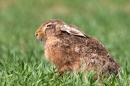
[35,19,120,78]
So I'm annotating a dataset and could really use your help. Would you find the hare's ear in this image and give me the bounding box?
[61,24,88,37]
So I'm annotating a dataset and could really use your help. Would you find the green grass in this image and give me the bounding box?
[0,0,130,85]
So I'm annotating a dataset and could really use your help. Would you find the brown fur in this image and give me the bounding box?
[35,19,120,78]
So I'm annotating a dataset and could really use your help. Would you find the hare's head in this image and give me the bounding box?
[35,19,87,41]
[35,19,64,41]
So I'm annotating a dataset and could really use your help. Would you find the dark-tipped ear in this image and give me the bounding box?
[60,24,88,37]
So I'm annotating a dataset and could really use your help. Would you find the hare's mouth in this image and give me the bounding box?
[40,38,43,41]
[36,37,44,41]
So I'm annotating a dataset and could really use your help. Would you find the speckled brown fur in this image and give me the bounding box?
[35,19,120,78]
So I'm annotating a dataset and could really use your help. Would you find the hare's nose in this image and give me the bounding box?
[35,34,38,37]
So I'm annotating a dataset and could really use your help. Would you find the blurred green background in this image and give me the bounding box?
[0,0,130,85]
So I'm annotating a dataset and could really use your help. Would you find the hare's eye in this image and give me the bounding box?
[47,24,53,28]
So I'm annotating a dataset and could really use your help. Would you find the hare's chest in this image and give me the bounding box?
[44,37,62,64]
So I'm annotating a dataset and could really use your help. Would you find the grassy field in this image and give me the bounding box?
[0,0,130,85]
